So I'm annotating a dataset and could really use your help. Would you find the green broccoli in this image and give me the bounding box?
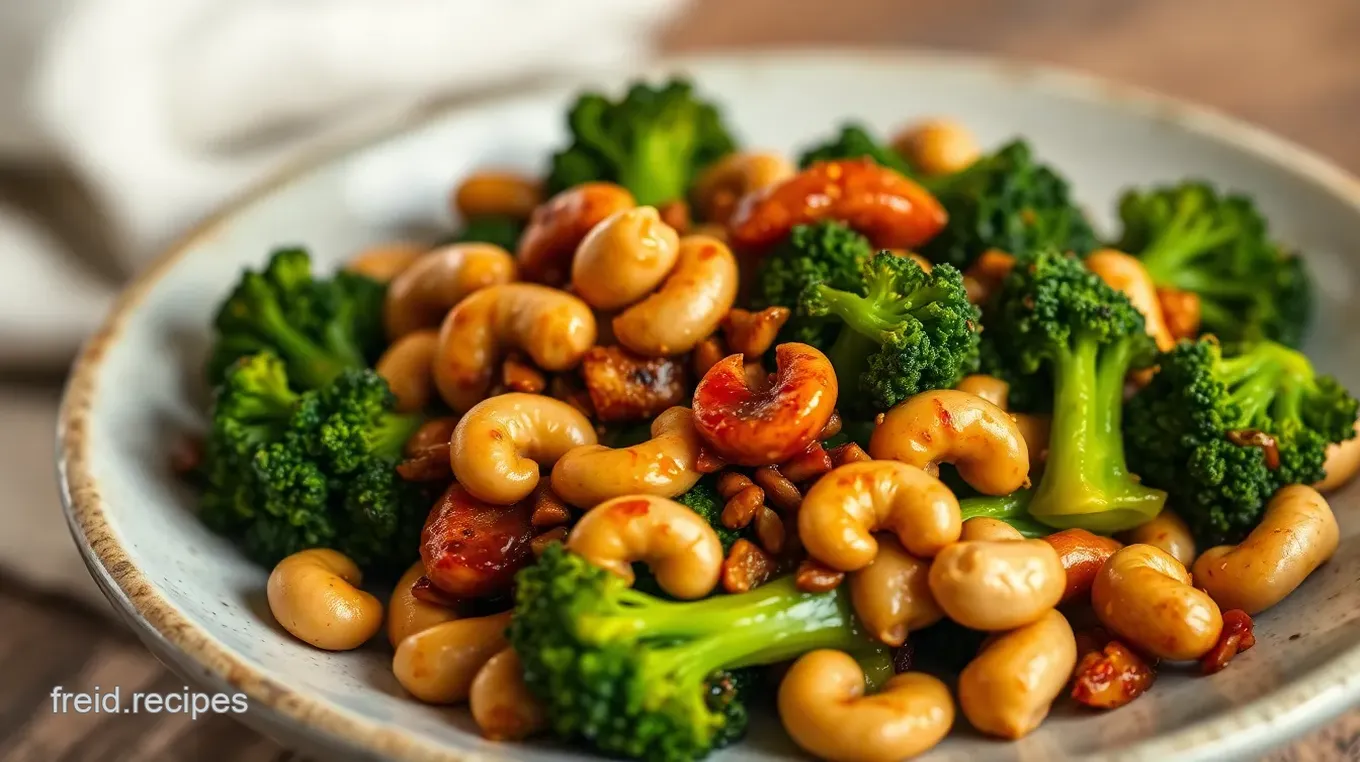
[800,251,980,412]
[1113,181,1312,347]
[753,221,876,349]
[674,476,741,552]
[919,140,1097,270]
[990,248,1166,532]
[207,248,386,390]
[957,490,1049,538]
[546,79,737,207]
[1125,338,1357,544]
[796,123,913,176]
[451,214,525,252]
[976,330,1051,413]
[200,353,428,571]
[510,544,888,762]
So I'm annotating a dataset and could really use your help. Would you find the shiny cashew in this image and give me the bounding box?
[453,171,543,220]
[798,460,962,571]
[928,539,1064,631]
[388,561,459,647]
[1092,544,1222,660]
[384,242,517,340]
[960,517,1024,542]
[778,650,954,762]
[954,374,1009,410]
[1011,412,1051,464]
[891,118,981,177]
[1316,418,1360,492]
[869,389,1030,496]
[692,342,839,466]
[958,609,1077,740]
[392,611,511,704]
[1120,509,1196,568]
[1042,528,1124,603]
[450,393,596,505]
[1086,249,1175,352]
[1193,484,1340,615]
[849,535,943,646]
[571,206,681,310]
[470,647,546,741]
[566,495,724,599]
[267,549,383,651]
[690,150,796,225]
[375,329,439,413]
[433,283,597,412]
[550,406,702,508]
[518,182,636,284]
[344,241,426,282]
[612,234,739,356]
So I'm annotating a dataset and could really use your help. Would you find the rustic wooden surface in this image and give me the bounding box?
[7,0,1360,759]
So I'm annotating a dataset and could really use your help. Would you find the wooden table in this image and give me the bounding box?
[6,0,1360,759]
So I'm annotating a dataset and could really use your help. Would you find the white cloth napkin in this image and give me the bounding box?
[0,0,686,603]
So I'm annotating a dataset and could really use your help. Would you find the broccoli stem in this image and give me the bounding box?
[958,490,1049,537]
[255,297,364,389]
[1135,206,1236,283]
[369,413,426,460]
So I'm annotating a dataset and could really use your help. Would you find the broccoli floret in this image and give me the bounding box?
[990,248,1166,532]
[919,140,1097,270]
[510,544,887,762]
[451,214,525,252]
[796,123,913,176]
[1114,181,1312,347]
[207,248,386,391]
[1126,339,1357,544]
[801,251,980,412]
[546,79,737,207]
[976,331,1051,413]
[674,476,741,552]
[200,354,428,571]
[753,221,876,349]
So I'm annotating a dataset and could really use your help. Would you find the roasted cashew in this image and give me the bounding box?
[1011,412,1051,464]
[450,393,596,504]
[518,182,635,285]
[1193,484,1340,615]
[928,539,1064,631]
[550,406,702,508]
[433,283,597,412]
[1041,528,1124,603]
[960,517,1024,542]
[388,561,459,647]
[566,494,724,599]
[798,460,962,571]
[266,549,383,651]
[1092,544,1222,660]
[470,647,546,741]
[1316,418,1360,492]
[690,150,796,225]
[391,611,511,704]
[954,374,1009,410]
[612,234,739,356]
[1119,509,1196,568]
[375,329,439,413]
[384,242,517,340]
[571,206,681,310]
[849,535,943,646]
[958,609,1077,740]
[692,343,838,466]
[869,389,1030,496]
[1085,249,1175,352]
[344,241,426,282]
[778,650,954,762]
[891,118,981,177]
[453,171,543,220]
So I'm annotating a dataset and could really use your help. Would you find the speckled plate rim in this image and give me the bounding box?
[56,48,1360,762]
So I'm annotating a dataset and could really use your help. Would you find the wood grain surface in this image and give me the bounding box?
[7,0,1360,760]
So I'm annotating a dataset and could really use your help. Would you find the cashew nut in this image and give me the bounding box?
[850,535,943,646]
[433,283,597,412]
[392,611,511,704]
[928,539,1064,631]
[1193,484,1340,615]
[959,517,1025,542]
[1119,509,1196,568]
[375,329,439,413]
[953,374,1009,410]
[690,150,796,225]
[344,241,426,282]
[1085,249,1175,352]
[450,393,596,505]
[891,118,981,177]
[566,494,724,599]
[1011,412,1051,464]
[1316,418,1360,492]
[958,609,1077,740]
[550,406,702,508]
[388,561,459,647]
[470,647,546,741]
[869,389,1030,496]
[692,342,839,466]
[453,171,542,220]
[266,549,383,651]
[1092,544,1223,660]
[798,460,962,571]
[612,234,739,356]
[518,181,635,285]
[1041,528,1124,604]
[778,650,954,762]
[384,242,517,340]
[571,206,681,310]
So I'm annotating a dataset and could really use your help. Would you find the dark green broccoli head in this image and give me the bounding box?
[1126,338,1357,544]
[1115,181,1313,347]
[796,123,913,176]
[451,214,525,252]
[801,251,980,412]
[546,78,737,207]
[753,221,876,350]
[674,475,742,552]
[919,140,1097,270]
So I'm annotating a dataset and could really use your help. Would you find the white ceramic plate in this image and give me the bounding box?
[58,50,1360,762]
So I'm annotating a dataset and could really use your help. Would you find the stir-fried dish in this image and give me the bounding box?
[187,78,1357,762]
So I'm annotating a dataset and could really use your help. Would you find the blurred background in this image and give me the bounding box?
[1,0,1357,759]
